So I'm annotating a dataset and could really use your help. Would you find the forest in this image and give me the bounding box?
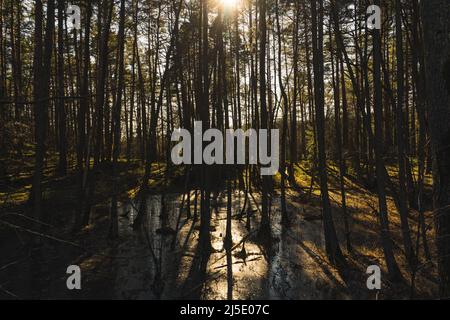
[0,0,449,300]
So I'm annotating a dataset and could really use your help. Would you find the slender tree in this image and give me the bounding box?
[421,0,450,298]
[311,0,344,266]
[372,0,402,280]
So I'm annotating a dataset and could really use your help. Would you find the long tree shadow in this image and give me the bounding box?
[180,233,212,299]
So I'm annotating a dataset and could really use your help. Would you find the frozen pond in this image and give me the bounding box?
[112,190,360,300]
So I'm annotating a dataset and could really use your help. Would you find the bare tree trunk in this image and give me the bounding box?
[275,0,289,227]
[10,0,23,121]
[421,0,450,298]
[76,1,92,229]
[411,0,431,260]
[330,27,351,253]
[311,0,344,266]
[372,0,402,280]
[258,0,271,244]
[82,0,114,226]
[110,0,126,239]
[57,0,67,176]
[394,0,415,269]
[31,0,55,222]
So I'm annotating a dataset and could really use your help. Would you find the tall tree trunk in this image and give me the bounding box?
[110,0,126,239]
[258,0,271,244]
[421,0,450,298]
[394,0,415,268]
[275,0,289,227]
[311,0,344,266]
[31,0,55,222]
[57,0,67,176]
[330,27,351,253]
[82,0,114,226]
[411,0,431,260]
[76,1,92,229]
[10,0,23,121]
[372,0,402,280]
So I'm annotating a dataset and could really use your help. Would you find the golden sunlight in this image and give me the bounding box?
[221,0,239,9]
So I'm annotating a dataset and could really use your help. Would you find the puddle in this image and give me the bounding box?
[110,190,352,300]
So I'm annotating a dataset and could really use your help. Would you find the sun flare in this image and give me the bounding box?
[221,0,239,9]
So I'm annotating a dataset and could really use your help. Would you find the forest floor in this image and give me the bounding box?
[0,149,440,299]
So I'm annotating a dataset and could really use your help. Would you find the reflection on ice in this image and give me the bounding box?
[112,190,353,300]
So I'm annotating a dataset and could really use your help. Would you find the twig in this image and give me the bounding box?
[0,284,20,299]
[0,212,54,228]
[0,220,153,260]
[0,254,30,273]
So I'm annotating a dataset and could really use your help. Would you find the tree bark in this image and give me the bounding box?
[311,0,344,266]
[372,0,402,281]
[421,0,450,298]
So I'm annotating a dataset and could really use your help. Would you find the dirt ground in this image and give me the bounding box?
[0,161,439,300]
